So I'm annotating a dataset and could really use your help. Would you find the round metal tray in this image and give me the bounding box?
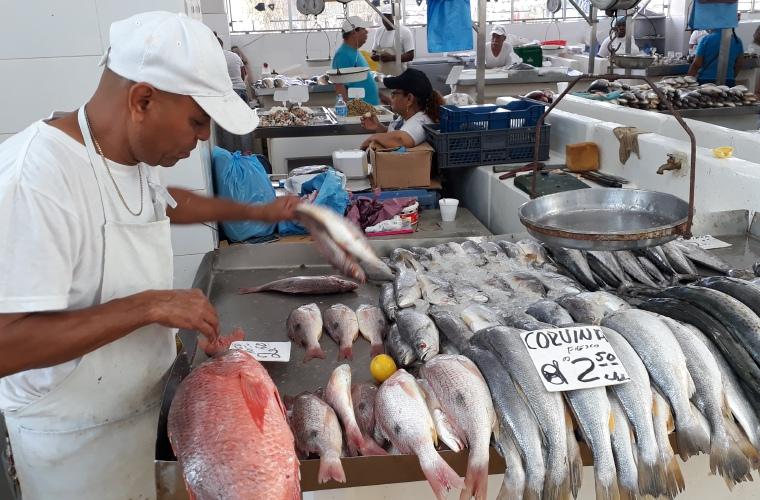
[519,188,689,251]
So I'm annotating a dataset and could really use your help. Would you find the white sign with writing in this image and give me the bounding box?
[679,235,731,250]
[520,326,630,392]
[288,85,309,104]
[230,341,291,362]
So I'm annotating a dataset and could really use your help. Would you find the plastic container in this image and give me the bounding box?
[332,150,367,179]
[335,95,348,123]
[439,198,459,222]
[439,101,546,133]
[514,45,543,67]
[424,124,551,169]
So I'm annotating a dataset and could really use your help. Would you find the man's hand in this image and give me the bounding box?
[147,289,219,342]
[371,52,380,61]
[380,54,396,62]
[256,196,301,222]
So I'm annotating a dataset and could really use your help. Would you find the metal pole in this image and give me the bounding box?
[624,14,633,76]
[716,28,731,85]
[588,7,598,75]
[476,0,487,103]
[393,0,402,74]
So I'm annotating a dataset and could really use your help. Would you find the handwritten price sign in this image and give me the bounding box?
[230,341,291,362]
[520,326,630,392]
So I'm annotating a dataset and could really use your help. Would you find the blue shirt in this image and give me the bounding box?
[696,31,744,82]
[332,44,380,105]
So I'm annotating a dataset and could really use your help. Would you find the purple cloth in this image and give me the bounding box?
[347,196,416,230]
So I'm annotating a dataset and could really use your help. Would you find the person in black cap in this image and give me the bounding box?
[360,68,444,149]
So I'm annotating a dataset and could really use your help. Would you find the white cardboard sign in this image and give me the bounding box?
[679,235,731,250]
[288,85,309,104]
[520,326,630,392]
[230,341,291,362]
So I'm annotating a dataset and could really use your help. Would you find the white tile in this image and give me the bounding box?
[202,13,231,41]
[0,0,102,60]
[0,56,101,134]
[171,223,216,256]
[201,0,227,14]
[94,0,189,50]
[173,253,207,289]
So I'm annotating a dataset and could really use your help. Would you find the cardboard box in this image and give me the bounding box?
[370,142,434,189]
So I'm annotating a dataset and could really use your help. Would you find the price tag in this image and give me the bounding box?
[273,89,289,105]
[288,85,309,104]
[520,326,630,392]
[680,235,731,250]
[230,341,291,362]
[347,87,366,99]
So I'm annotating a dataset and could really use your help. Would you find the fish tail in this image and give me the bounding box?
[725,414,760,470]
[459,449,489,500]
[346,426,364,457]
[662,454,685,498]
[675,417,711,460]
[541,465,571,500]
[317,453,346,484]
[359,436,389,456]
[303,346,326,363]
[419,446,465,500]
[338,345,353,361]
[594,475,621,500]
[565,409,583,499]
[238,286,261,294]
[710,432,754,487]
[618,483,636,500]
[522,484,540,500]
[370,342,386,357]
[636,454,668,498]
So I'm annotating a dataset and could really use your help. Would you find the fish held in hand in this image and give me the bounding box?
[286,304,325,362]
[239,275,358,295]
[168,350,300,500]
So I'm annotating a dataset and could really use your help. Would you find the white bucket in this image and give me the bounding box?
[439,198,459,222]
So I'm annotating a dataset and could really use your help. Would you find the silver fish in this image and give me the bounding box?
[662,241,698,275]
[674,240,731,274]
[391,248,426,273]
[638,255,669,284]
[547,247,599,291]
[323,304,359,361]
[351,383,381,448]
[608,396,639,500]
[428,306,473,353]
[492,272,547,297]
[420,355,496,500]
[395,309,439,362]
[615,250,659,288]
[356,304,388,357]
[557,292,629,325]
[418,273,457,306]
[651,390,686,498]
[493,429,526,500]
[532,271,584,297]
[587,250,630,288]
[375,370,465,499]
[394,266,421,308]
[516,238,549,267]
[239,275,358,294]
[386,324,416,367]
[461,304,505,333]
[290,393,346,484]
[286,303,325,363]
[379,282,399,321]
[418,378,465,453]
[525,299,574,327]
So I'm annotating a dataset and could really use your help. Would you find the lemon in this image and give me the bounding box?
[713,146,734,159]
[370,354,397,383]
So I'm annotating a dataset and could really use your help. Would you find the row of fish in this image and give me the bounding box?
[287,303,388,361]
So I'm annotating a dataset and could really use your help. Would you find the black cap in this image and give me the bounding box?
[383,68,433,105]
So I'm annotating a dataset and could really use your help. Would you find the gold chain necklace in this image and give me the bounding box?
[83,108,144,217]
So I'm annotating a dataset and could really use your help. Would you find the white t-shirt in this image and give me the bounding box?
[388,111,433,146]
[224,50,246,90]
[597,36,641,58]
[689,30,709,49]
[373,25,415,73]
[0,120,164,411]
[485,42,514,69]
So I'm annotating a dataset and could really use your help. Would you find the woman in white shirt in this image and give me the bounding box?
[360,68,445,149]
[486,25,514,69]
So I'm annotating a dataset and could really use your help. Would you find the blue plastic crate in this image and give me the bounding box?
[439,101,545,133]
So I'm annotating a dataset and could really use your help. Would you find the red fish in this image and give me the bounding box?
[168,349,300,500]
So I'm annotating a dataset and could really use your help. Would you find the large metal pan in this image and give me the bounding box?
[519,188,689,251]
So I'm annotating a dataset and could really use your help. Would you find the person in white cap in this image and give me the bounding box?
[0,11,298,500]
[371,3,415,76]
[333,16,380,105]
[486,25,515,69]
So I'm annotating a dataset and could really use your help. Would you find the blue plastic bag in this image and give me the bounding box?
[211,147,277,242]
[427,0,473,53]
[279,169,350,235]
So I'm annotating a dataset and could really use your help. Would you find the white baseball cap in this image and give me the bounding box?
[379,4,393,15]
[100,11,258,135]
[341,16,372,33]
[492,25,508,38]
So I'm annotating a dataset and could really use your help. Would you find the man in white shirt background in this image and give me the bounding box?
[371,3,415,76]
[486,25,516,69]
[216,35,248,101]
[598,16,641,58]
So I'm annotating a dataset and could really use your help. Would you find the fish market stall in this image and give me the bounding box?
[451,68,579,104]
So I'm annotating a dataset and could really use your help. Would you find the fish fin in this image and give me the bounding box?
[303,346,326,363]
[183,480,197,500]
[542,472,572,500]
[664,454,685,498]
[370,342,385,357]
[686,372,697,399]
[495,480,511,500]
[318,453,346,484]
[460,446,489,500]
[725,416,760,471]
[418,446,465,500]
[618,483,636,500]
[675,416,711,460]
[594,475,621,500]
[338,345,353,361]
[199,327,245,357]
[359,436,389,456]
[636,455,668,498]
[346,425,364,457]
[239,371,274,431]
[565,409,583,499]
[710,431,754,489]
[238,286,262,294]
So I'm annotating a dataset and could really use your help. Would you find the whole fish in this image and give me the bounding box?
[290,393,345,484]
[547,246,599,291]
[168,350,300,500]
[608,396,639,500]
[658,315,753,485]
[295,204,394,282]
[394,266,422,308]
[391,248,426,273]
[239,275,358,295]
[379,282,399,321]
[638,246,677,275]
[557,292,629,325]
[587,250,630,288]
[496,240,526,259]
[472,327,570,500]
[492,272,547,297]
[323,304,359,361]
[418,378,465,453]
[662,241,698,275]
[395,309,439,361]
[651,390,686,498]
[461,303,506,332]
[614,250,659,288]
[525,299,574,327]
[418,273,457,306]
[428,306,473,353]
[461,240,489,267]
[601,327,671,498]
[308,226,367,282]
[351,383,381,448]
[324,365,386,457]
[421,355,496,500]
[532,271,584,297]
[601,309,710,460]
[638,255,669,284]
[565,387,620,500]
[516,238,549,267]
[465,345,546,500]
[493,429,527,500]
[286,303,325,362]
[375,370,465,499]
[696,276,760,319]
[386,324,416,367]
[674,240,731,274]
[356,304,388,356]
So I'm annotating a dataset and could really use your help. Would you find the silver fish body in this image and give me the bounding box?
[379,282,399,321]
[525,299,574,327]
[547,247,599,291]
[356,304,388,357]
[615,250,659,288]
[386,324,416,367]
[395,309,439,362]
[290,393,346,484]
[428,306,473,353]
[394,266,422,308]
[239,275,358,294]
[662,241,698,275]
[608,396,639,500]
[286,303,325,362]
[323,304,359,361]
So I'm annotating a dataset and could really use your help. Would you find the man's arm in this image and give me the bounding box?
[401,50,415,63]
[688,55,703,77]
[166,188,298,225]
[0,289,218,378]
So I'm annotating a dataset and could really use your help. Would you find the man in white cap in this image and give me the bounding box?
[333,16,380,105]
[0,11,297,500]
[371,3,415,76]
[486,25,516,69]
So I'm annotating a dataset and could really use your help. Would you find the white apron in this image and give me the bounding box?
[4,107,176,500]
